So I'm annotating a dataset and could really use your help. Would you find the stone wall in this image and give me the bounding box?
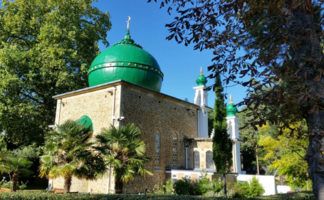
[51,81,200,194]
[52,84,122,193]
[120,84,199,193]
[193,139,215,170]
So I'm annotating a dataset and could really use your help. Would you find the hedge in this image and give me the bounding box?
[0,191,314,200]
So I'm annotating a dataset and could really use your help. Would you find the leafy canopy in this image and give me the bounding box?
[0,0,111,146]
[40,120,106,181]
[212,74,232,174]
[95,123,152,193]
[258,122,310,189]
[0,136,38,177]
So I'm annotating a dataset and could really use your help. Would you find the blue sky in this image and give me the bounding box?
[95,0,247,107]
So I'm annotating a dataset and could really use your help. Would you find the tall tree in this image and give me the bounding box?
[149,0,323,198]
[237,109,259,174]
[95,123,152,194]
[40,120,106,193]
[258,122,310,190]
[212,73,232,196]
[0,0,111,146]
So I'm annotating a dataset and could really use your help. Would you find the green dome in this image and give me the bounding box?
[76,115,93,131]
[196,74,207,86]
[226,103,238,117]
[88,33,163,91]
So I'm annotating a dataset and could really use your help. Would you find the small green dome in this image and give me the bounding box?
[88,33,163,91]
[226,103,237,117]
[76,115,93,131]
[196,68,207,86]
[196,74,207,86]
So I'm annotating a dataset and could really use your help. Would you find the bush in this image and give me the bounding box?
[233,177,264,198]
[164,179,174,194]
[173,178,192,195]
[174,176,216,196]
[211,179,223,194]
[193,177,211,195]
[152,179,174,195]
[0,190,314,199]
[0,179,28,191]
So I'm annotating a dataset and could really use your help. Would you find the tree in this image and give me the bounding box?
[0,136,38,191]
[237,109,259,174]
[212,74,232,196]
[40,120,106,193]
[0,0,111,146]
[148,0,323,198]
[258,122,310,189]
[95,123,152,194]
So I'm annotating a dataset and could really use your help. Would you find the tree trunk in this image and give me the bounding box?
[256,147,260,175]
[11,172,18,192]
[63,175,72,193]
[286,3,323,199]
[115,176,124,194]
[222,173,227,197]
[306,110,324,200]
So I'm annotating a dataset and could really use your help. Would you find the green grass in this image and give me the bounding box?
[0,190,314,200]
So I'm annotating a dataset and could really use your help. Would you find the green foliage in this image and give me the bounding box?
[237,108,259,173]
[149,0,323,196]
[0,135,38,191]
[0,190,315,199]
[95,123,152,193]
[233,177,264,198]
[258,122,310,189]
[173,177,220,196]
[153,179,174,195]
[211,179,223,194]
[40,120,106,193]
[194,177,212,195]
[164,179,174,195]
[0,0,111,146]
[173,179,192,195]
[212,74,232,174]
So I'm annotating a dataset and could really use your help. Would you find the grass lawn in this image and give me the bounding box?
[0,190,315,200]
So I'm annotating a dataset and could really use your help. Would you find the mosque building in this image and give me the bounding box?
[50,21,241,193]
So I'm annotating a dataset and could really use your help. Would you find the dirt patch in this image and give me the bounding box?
[0,188,11,193]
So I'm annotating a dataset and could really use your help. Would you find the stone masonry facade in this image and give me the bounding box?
[51,81,201,193]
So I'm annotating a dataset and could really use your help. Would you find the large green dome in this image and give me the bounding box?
[88,33,163,91]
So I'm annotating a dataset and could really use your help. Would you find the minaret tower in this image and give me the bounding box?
[194,68,208,138]
[226,96,241,173]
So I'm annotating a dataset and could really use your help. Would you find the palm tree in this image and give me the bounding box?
[0,136,37,192]
[40,120,105,193]
[96,123,152,194]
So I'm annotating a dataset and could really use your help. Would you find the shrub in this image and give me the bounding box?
[173,178,192,195]
[193,177,211,195]
[233,177,264,198]
[211,179,223,195]
[174,177,215,196]
[164,179,174,194]
[0,179,28,191]
[152,179,174,195]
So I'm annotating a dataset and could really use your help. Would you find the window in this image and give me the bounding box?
[171,134,178,167]
[154,133,160,167]
[227,121,233,138]
[194,151,200,169]
[206,151,214,170]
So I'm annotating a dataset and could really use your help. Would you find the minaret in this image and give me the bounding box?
[194,68,208,138]
[226,96,241,174]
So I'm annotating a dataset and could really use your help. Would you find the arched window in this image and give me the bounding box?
[227,121,233,138]
[194,151,200,169]
[154,133,160,167]
[171,134,178,167]
[206,151,214,170]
